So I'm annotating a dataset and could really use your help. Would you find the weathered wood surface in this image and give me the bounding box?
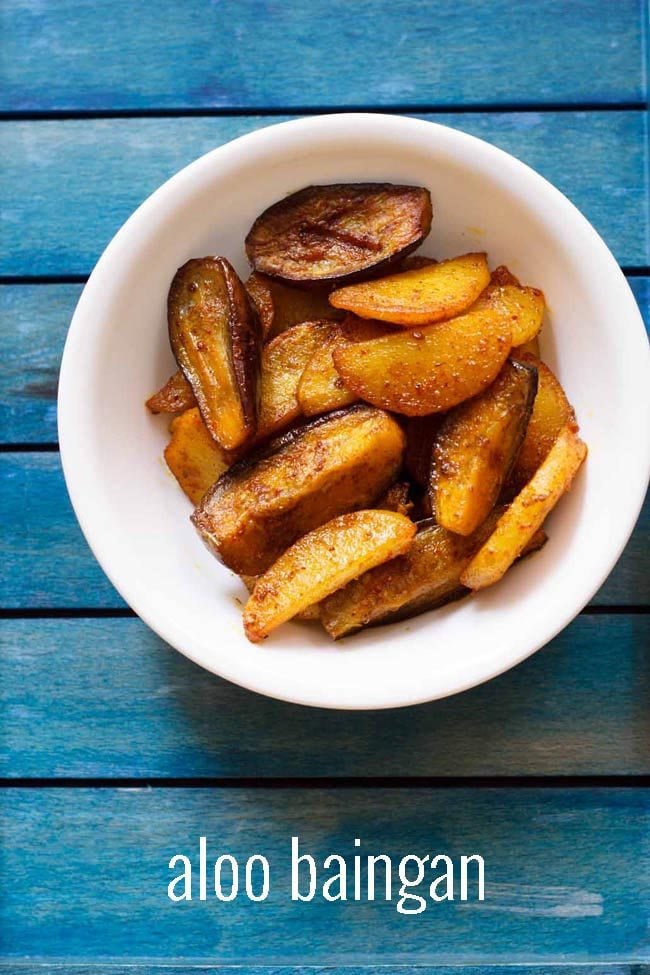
[1,788,648,961]
[1,615,649,778]
[1,112,647,276]
[0,0,644,111]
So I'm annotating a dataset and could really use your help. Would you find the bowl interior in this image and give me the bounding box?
[59,115,649,708]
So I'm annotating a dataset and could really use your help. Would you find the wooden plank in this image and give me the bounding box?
[0,452,646,609]
[0,112,647,277]
[1,787,647,962]
[0,0,643,112]
[2,277,648,445]
[2,615,649,778]
[0,968,635,975]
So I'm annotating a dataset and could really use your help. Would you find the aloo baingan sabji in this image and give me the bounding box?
[146,182,587,643]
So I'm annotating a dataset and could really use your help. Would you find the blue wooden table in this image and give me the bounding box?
[1,1,649,970]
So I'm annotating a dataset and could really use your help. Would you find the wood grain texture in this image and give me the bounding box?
[0,969,635,975]
[0,453,646,608]
[0,0,644,111]
[2,615,649,778]
[1,787,648,961]
[0,112,647,277]
[1,278,648,445]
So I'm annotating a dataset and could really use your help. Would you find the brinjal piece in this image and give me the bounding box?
[168,257,261,451]
[192,405,405,575]
[430,359,538,536]
[245,184,432,285]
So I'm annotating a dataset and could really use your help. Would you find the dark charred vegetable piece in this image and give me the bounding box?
[405,415,443,487]
[245,183,432,285]
[320,513,548,639]
[168,257,262,451]
[430,359,538,535]
[192,405,406,575]
[320,515,500,639]
[146,370,196,414]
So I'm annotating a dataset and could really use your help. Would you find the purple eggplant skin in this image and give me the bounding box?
[168,256,262,451]
[245,183,433,286]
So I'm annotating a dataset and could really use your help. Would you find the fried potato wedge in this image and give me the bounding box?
[146,370,197,414]
[509,353,577,488]
[245,183,432,285]
[329,252,490,326]
[169,257,262,450]
[239,574,320,621]
[243,510,416,642]
[245,272,344,340]
[320,514,499,639]
[461,425,587,590]
[431,359,538,535]
[332,304,512,415]
[377,481,413,516]
[474,266,545,347]
[297,316,392,416]
[192,405,406,575]
[257,321,333,438]
[164,408,233,505]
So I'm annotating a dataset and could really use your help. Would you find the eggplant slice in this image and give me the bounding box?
[168,256,262,451]
[192,405,405,575]
[245,183,432,285]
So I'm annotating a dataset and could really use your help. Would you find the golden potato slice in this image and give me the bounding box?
[245,183,432,285]
[192,405,406,575]
[164,408,233,505]
[296,316,392,416]
[146,370,197,414]
[460,425,587,590]
[329,252,490,326]
[243,510,416,642]
[239,574,320,621]
[509,353,577,489]
[245,272,344,340]
[332,304,512,416]
[377,481,413,516]
[474,266,545,347]
[169,257,262,450]
[257,321,333,438]
[431,359,538,535]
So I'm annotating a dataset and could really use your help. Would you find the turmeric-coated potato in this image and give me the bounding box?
[297,316,392,416]
[329,252,490,326]
[243,510,416,642]
[461,425,587,590]
[164,408,233,504]
[146,370,197,414]
[332,303,512,415]
[474,266,545,347]
[431,359,538,535]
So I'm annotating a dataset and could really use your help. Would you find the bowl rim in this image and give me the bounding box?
[58,112,650,710]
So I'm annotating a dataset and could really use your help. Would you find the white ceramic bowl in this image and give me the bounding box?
[59,114,650,710]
